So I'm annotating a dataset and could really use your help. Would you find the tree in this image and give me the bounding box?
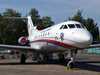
[29,8,40,18]
[3,9,21,17]
[41,16,54,29]
[66,10,99,41]
[0,13,4,43]
[28,8,40,26]
[82,18,99,40]
[28,8,54,29]
[0,8,54,45]
[1,9,27,45]
[67,10,83,23]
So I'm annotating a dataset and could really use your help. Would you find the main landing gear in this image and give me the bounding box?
[43,54,53,61]
[66,49,77,70]
[43,54,49,61]
[20,52,27,64]
[20,54,26,64]
[59,53,65,63]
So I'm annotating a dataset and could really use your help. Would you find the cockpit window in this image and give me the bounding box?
[80,24,85,29]
[75,24,81,28]
[63,25,68,29]
[60,25,64,29]
[68,24,75,28]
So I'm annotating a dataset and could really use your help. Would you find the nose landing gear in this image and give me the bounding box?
[66,49,77,70]
[67,58,75,70]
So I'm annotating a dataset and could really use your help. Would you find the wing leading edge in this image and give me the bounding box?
[0,44,100,52]
[0,44,36,51]
[88,44,100,48]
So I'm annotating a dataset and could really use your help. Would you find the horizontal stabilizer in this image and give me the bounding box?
[2,16,49,35]
[2,17,49,20]
[2,17,27,20]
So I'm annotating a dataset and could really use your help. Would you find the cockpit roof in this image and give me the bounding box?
[59,21,85,29]
[64,21,81,24]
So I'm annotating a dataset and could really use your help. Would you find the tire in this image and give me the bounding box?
[59,54,65,63]
[43,54,49,61]
[20,54,25,64]
[68,62,74,68]
[61,54,65,62]
[39,57,41,60]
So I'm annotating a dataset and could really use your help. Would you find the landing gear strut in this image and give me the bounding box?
[67,57,75,69]
[43,54,49,61]
[59,53,65,63]
[20,51,28,64]
[20,54,26,64]
[67,49,77,69]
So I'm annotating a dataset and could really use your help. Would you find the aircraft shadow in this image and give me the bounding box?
[0,59,100,72]
[75,61,100,72]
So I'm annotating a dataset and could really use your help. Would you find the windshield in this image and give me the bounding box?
[75,24,81,28]
[80,24,85,29]
[68,24,75,28]
[60,24,85,29]
[60,25,64,29]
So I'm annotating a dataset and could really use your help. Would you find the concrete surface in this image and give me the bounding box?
[0,54,100,75]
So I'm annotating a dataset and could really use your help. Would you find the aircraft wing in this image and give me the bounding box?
[0,44,100,52]
[0,44,36,51]
[88,44,100,48]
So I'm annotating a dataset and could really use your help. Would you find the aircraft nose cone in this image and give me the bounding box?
[79,31,93,48]
[74,30,93,48]
[83,33,93,45]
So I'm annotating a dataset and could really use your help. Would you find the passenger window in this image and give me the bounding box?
[60,25,64,29]
[48,32,50,35]
[63,25,68,29]
[75,24,81,28]
[45,33,47,36]
[68,24,75,28]
[43,34,44,36]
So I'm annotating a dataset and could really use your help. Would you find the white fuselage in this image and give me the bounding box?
[28,21,93,53]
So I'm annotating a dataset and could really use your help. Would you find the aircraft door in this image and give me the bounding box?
[55,33,59,41]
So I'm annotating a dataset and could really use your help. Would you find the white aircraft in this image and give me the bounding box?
[0,16,99,69]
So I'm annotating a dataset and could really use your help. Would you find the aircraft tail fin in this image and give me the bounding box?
[27,16,34,35]
[2,16,48,36]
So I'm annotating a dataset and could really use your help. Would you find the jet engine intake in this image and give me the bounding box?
[35,25,42,30]
[18,37,28,45]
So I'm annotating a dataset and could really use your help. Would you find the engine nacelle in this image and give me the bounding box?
[18,37,28,45]
[31,52,39,61]
[36,25,42,30]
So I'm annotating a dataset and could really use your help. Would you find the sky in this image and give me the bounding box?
[0,0,100,26]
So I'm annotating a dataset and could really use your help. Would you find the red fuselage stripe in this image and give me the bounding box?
[30,39,84,50]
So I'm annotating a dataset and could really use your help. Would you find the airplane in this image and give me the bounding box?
[0,16,99,69]
[0,50,19,54]
[0,50,14,54]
